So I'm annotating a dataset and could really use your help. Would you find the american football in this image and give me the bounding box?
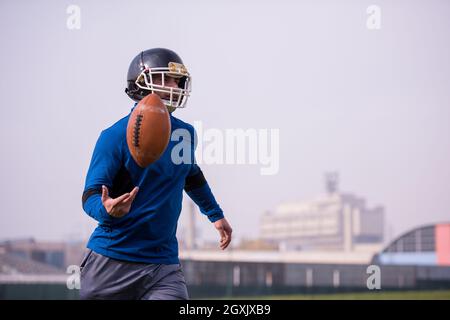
[126,93,171,168]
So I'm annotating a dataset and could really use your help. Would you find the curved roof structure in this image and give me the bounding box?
[375,223,450,266]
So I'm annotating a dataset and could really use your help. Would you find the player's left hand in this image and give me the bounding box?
[214,218,232,250]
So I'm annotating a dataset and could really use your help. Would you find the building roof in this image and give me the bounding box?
[376,222,450,266]
[0,252,67,284]
[180,249,376,265]
[0,253,64,275]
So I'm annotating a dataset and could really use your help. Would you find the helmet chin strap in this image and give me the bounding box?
[167,106,176,114]
[162,98,176,113]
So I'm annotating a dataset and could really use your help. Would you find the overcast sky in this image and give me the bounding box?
[0,0,449,245]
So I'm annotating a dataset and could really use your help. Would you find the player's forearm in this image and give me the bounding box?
[186,183,224,222]
[185,165,224,222]
[82,188,112,224]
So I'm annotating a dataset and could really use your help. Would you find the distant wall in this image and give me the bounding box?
[1,260,450,299]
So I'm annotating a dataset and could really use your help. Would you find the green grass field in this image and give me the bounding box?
[223,290,450,300]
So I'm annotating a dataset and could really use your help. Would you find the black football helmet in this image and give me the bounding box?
[125,48,192,112]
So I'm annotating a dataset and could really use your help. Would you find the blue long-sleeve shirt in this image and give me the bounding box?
[82,106,224,264]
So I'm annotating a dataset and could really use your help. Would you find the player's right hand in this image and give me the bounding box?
[101,185,139,218]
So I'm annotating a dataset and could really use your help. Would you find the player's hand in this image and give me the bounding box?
[214,218,232,250]
[101,185,139,218]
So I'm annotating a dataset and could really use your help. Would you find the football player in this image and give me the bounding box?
[80,48,232,300]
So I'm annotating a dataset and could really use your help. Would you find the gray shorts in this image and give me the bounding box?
[79,250,189,300]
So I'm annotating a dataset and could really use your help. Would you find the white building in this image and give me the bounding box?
[260,174,384,252]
